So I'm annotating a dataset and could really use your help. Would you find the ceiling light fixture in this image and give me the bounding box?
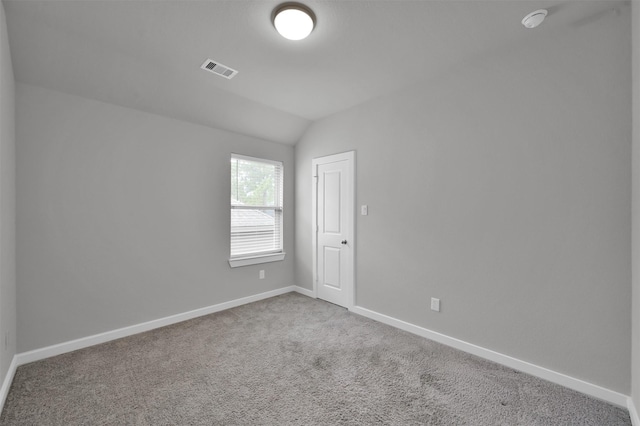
[273,3,316,41]
[522,9,548,29]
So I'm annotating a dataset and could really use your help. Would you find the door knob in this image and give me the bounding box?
[341,240,347,245]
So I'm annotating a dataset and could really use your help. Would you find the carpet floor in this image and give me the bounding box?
[0,292,631,425]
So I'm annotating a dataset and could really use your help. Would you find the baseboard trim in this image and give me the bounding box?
[350,305,629,408]
[629,397,640,425]
[16,286,297,366]
[0,355,18,412]
[292,285,314,298]
[10,288,631,412]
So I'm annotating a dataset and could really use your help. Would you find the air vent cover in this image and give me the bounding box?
[200,59,238,79]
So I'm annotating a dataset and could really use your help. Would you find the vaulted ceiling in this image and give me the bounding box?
[3,0,626,144]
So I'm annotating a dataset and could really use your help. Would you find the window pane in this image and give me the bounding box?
[231,157,279,207]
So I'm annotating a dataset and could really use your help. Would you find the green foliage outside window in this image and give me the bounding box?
[231,157,277,207]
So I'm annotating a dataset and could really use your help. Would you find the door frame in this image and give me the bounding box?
[312,151,355,310]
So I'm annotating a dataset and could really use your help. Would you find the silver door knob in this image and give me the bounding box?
[341,240,347,245]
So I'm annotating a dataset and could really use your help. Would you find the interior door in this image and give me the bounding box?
[313,152,354,308]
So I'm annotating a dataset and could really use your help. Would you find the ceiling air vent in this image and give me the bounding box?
[201,59,238,80]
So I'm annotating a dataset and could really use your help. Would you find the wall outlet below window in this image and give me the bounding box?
[431,298,440,312]
[259,270,265,279]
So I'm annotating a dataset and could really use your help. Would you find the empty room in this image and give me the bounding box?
[0,0,639,424]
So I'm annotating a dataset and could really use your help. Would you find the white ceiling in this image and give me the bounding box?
[3,0,626,145]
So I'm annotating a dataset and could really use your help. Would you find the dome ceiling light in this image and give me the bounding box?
[522,9,548,29]
[273,3,316,41]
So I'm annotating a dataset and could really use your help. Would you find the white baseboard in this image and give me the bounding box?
[0,355,17,412]
[629,397,640,426]
[16,286,297,366]
[350,305,629,408]
[8,287,631,413]
[292,285,314,298]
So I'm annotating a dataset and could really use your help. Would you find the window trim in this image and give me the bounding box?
[228,154,285,268]
[228,252,286,268]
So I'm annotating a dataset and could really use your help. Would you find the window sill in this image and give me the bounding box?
[228,252,286,268]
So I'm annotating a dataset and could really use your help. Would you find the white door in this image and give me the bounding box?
[312,151,354,308]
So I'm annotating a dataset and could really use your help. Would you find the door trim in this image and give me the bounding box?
[312,151,355,310]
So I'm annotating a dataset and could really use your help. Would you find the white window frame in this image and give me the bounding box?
[228,154,285,268]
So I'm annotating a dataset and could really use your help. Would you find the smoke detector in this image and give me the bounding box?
[522,9,548,29]
[200,59,238,79]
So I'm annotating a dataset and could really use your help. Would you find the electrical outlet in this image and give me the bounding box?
[361,205,368,216]
[431,298,440,312]
[259,270,265,280]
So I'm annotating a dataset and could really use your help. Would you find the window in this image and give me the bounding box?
[229,154,285,267]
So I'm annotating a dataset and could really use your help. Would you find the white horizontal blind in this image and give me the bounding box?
[230,155,283,258]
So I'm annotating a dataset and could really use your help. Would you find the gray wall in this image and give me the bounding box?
[0,0,16,384]
[295,8,631,393]
[16,83,295,352]
[632,0,640,413]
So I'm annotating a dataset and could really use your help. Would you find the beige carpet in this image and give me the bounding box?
[0,293,631,425]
